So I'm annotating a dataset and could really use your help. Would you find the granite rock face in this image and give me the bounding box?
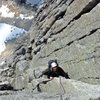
[0,0,100,100]
[32,78,100,100]
[30,0,100,84]
[0,79,100,100]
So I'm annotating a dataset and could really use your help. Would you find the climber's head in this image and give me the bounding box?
[48,59,59,72]
[51,62,58,72]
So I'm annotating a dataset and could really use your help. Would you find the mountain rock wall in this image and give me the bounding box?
[0,0,100,100]
[30,0,100,84]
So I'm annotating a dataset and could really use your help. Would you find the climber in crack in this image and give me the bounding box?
[39,59,70,80]
[33,59,70,92]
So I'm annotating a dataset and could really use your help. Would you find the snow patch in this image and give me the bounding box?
[18,14,34,20]
[0,44,6,55]
[0,23,26,55]
[0,5,34,20]
[0,5,15,18]
[0,61,6,66]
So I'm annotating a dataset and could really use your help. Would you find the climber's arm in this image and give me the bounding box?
[38,68,49,78]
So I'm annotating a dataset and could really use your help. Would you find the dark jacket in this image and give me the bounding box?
[42,67,70,79]
[48,67,69,79]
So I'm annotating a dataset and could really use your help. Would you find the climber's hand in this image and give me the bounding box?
[50,77,54,80]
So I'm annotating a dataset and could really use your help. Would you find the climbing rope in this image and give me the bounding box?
[59,76,66,100]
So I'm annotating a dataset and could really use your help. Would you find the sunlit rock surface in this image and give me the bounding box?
[0,0,100,100]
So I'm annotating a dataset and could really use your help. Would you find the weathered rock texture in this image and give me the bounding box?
[0,32,31,90]
[0,0,100,100]
[30,0,100,85]
[32,78,100,100]
[0,79,100,100]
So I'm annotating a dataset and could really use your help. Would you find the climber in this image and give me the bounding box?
[33,60,70,92]
[39,59,70,80]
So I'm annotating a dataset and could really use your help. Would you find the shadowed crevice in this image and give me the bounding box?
[40,28,100,58]
[74,0,100,20]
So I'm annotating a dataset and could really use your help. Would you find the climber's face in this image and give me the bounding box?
[51,62,58,72]
[52,66,58,72]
